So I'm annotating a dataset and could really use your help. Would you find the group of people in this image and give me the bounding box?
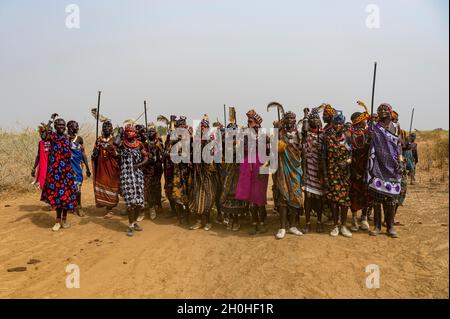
[31,100,418,239]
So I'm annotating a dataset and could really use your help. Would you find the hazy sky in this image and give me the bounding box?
[0,0,448,130]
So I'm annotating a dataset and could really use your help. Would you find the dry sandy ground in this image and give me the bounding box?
[0,170,448,299]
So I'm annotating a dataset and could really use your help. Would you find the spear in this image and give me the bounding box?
[409,107,415,134]
[370,62,377,115]
[223,104,227,127]
[144,100,148,128]
[96,91,102,140]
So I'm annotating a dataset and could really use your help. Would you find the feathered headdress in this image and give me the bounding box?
[91,108,110,123]
[352,100,370,125]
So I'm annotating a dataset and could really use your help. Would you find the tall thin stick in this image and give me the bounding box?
[144,100,148,128]
[96,91,102,140]
[370,62,378,115]
[223,104,227,127]
[409,107,415,134]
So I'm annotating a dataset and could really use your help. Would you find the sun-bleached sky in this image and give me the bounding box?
[0,0,448,130]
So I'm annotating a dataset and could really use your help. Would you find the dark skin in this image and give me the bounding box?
[302,115,324,233]
[278,113,302,231]
[114,126,149,228]
[370,105,399,237]
[67,121,91,177]
[41,116,71,223]
[92,122,117,216]
[245,117,267,235]
[326,122,350,227]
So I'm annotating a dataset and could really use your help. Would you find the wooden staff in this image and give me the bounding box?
[370,62,377,115]
[96,91,102,140]
[223,104,227,127]
[409,107,415,134]
[144,100,148,128]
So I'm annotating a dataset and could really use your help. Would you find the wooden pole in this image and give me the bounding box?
[96,91,102,140]
[370,62,378,115]
[223,104,227,127]
[409,107,415,134]
[144,100,148,128]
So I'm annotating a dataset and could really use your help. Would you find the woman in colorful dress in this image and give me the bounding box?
[67,120,91,216]
[349,101,372,232]
[220,122,248,231]
[324,111,353,238]
[114,122,149,237]
[367,103,402,238]
[274,111,304,239]
[41,115,78,232]
[92,120,120,219]
[235,109,269,235]
[301,107,326,233]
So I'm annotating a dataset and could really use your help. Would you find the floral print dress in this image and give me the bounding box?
[41,132,77,210]
[324,131,352,207]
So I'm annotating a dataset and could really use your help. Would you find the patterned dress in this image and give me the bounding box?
[302,129,325,197]
[41,132,77,210]
[349,127,371,212]
[220,163,248,216]
[324,131,352,207]
[70,135,84,193]
[274,130,303,208]
[119,145,146,208]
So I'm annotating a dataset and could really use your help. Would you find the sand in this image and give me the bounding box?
[0,169,448,299]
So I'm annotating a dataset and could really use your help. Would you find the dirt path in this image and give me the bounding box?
[0,171,448,299]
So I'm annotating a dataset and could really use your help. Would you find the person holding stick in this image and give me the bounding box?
[92,120,120,219]
[40,114,78,231]
[368,103,402,238]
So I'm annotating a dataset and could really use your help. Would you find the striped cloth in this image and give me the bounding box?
[302,129,324,197]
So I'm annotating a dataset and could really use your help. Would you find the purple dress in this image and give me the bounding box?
[235,135,269,207]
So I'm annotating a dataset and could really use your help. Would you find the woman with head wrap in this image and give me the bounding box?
[348,101,372,232]
[40,115,78,231]
[301,106,327,233]
[114,123,149,237]
[367,103,402,238]
[188,114,219,231]
[91,120,120,219]
[235,109,269,235]
[323,111,353,238]
[220,122,248,232]
[273,111,304,239]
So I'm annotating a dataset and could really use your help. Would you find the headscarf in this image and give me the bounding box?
[391,110,399,121]
[323,104,336,118]
[351,111,370,125]
[332,110,346,124]
[200,114,210,128]
[246,109,263,126]
[377,103,393,113]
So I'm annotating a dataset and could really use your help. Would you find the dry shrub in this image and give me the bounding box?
[0,124,95,196]
[416,130,449,171]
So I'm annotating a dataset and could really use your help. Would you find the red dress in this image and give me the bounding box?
[41,132,78,210]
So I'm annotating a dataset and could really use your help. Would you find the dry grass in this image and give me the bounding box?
[0,126,448,196]
[0,124,95,196]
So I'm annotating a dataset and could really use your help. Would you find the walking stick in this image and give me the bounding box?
[409,107,415,135]
[144,100,148,128]
[96,91,102,140]
[370,62,377,115]
[223,104,227,127]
